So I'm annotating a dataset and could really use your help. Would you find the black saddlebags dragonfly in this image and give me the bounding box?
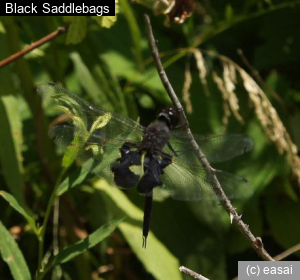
[38,83,254,248]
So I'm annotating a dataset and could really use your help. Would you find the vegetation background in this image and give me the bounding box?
[0,0,300,279]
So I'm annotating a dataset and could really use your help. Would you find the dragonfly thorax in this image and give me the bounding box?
[140,121,170,155]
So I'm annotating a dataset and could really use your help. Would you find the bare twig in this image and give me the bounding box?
[233,243,300,279]
[144,14,274,261]
[274,243,300,261]
[180,266,210,280]
[0,26,67,69]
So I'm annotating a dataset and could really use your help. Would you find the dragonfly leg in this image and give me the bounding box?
[154,150,173,169]
[167,142,179,156]
[160,157,172,170]
[119,142,138,157]
[123,142,138,148]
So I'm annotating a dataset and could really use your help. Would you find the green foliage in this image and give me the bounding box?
[92,0,120,29]
[46,219,122,269]
[266,190,300,257]
[94,180,182,280]
[64,1,120,44]
[0,191,38,235]
[0,222,31,280]
[0,26,24,205]
[64,16,87,45]
[56,160,94,196]
[1,1,300,279]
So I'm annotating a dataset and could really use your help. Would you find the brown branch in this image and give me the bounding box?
[0,26,67,69]
[179,266,210,280]
[232,243,300,279]
[144,14,274,261]
[274,243,300,261]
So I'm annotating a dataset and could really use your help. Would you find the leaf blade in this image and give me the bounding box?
[0,191,38,234]
[92,0,119,29]
[64,16,87,44]
[56,159,95,196]
[0,221,32,280]
[0,29,24,205]
[49,218,122,267]
[94,180,182,280]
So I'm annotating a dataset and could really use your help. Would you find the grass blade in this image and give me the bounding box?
[48,218,122,268]
[94,180,182,280]
[0,78,24,205]
[0,221,31,280]
[0,191,38,235]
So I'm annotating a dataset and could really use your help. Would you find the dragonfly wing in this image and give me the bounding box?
[155,133,253,201]
[154,159,252,201]
[38,83,144,145]
[38,83,145,186]
[49,124,75,151]
[48,124,124,183]
[169,133,254,163]
[38,82,144,154]
[50,123,143,189]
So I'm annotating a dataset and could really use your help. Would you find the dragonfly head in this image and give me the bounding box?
[157,108,179,129]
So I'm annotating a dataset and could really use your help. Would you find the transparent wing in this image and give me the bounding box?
[135,131,253,200]
[169,132,254,163]
[38,83,253,200]
[37,83,144,162]
[152,132,253,201]
[154,159,253,201]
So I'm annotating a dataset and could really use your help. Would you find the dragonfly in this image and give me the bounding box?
[38,83,254,248]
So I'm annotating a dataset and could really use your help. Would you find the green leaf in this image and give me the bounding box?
[225,4,234,21]
[0,221,32,280]
[89,113,112,133]
[56,159,95,196]
[120,222,182,280]
[92,0,119,29]
[70,52,113,109]
[61,133,82,169]
[101,51,143,81]
[49,218,122,267]
[94,180,182,280]
[120,0,144,69]
[0,191,38,235]
[0,25,24,206]
[101,51,169,104]
[266,193,300,257]
[64,16,87,44]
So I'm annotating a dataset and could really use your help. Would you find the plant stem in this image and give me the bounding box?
[0,26,67,69]
[36,169,67,279]
[179,266,210,280]
[144,14,274,261]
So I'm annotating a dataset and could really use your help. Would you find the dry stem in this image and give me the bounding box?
[0,26,67,69]
[144,14,274,261]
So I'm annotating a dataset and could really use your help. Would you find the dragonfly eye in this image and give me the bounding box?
[157,108,179,129]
